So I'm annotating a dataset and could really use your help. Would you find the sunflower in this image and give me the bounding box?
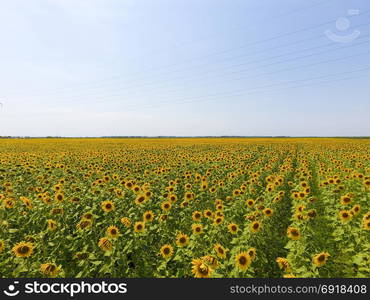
[20,196,33,209]
[168,194,177,203]
[40,263,59,277]
[54,192,64,202]
[77,219,92,230]
[227,223,239,234]
[176,233,189,247]
[134,221,145,233]
[120,217,131,228]
[0,240,5,253]
[214,243,227,259]
[12,241,34,258]
[363,219,370,230]
[106,225,120,238]
[143,210,155,222]
[3,198,15,209]
[287,227,301,240]
[191,258,212,278]
[213,216,224,226]
[98,237,112,251]
[160,244,174,259]
[235,252,251,271]
[201,255,218,269]
[204,209,213,219]
[192,223,203,235]
[246,199,255,207]
[250,221,261,233]
[134,194,146,205]
[47,219,57,231]
[101,200,115,212]
[276,257,292,273]
[247,247,257,261]
[312,252,330,267]
[340,195,352,205]
[339,210,352,223]
[180,200,189,208]
[351,204,361,215]
[263,208,273,217]
[161,201,172,211]
[192,211,202,221]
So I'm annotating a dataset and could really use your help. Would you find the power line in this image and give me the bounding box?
[20,39,370,105]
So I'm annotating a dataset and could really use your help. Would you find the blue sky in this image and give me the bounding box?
[0,0,369,136]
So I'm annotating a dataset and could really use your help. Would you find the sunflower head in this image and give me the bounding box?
[47,219,57,231]
[143,210,154,223]
[192,223,203,235]
[0,240,5,253]
[247,247,257,261]
[12,241,34,258]
[312,252,330,267]
[98,237,112,251]
[120,217,131,228]
[134,221,145,233]
[201,255,218,269]
[106,225,120,238]
[227,223,239,234]
[101,200,115,212]
[40,263,59,277]
[235,252,251,271]
[214,243,227,259]
[191,258,212,278]
[287,227,301,240]
[161,201,172,211]
[263,208,273,217]
[176,233,189,247]
[160,244,174,259]
[250,221,261,233]
[276,257,291,273]
[363,219,370,231]
[339,210,352,223]
[192,211,202,221]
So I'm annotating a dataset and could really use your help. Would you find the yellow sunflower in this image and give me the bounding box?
[191,223,203,235]
[250,221,261,233]
[101,200,115,212]
[134,221,145,233]
[235,252,251,271]
[120,217,131,228]
[12,241,34,258]
[312,252,330,267]
[98,237,112,251]
[160,244,174,259]
[40,263,59,277]
[191,258,212,278]
[287,227,301,240]
[339,210,352,223]
[214,243,227,259]
[176,233,189,247]
[106,225,120,238]
[227,223,239,234]
[143,210,155,223]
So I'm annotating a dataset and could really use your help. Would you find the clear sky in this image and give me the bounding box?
[0,0,369,137]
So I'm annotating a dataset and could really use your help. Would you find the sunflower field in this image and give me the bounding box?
[0,138,369,278]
